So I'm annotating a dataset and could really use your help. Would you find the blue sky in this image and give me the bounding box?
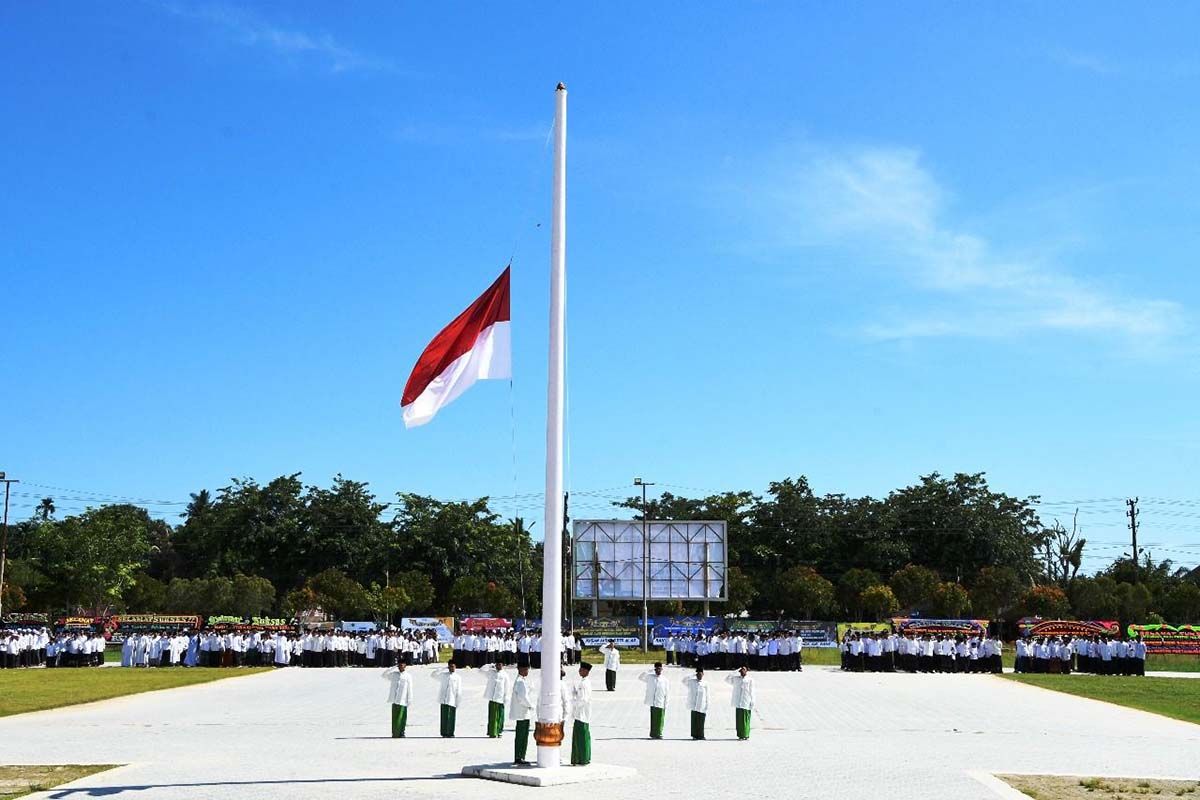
[3,4,1199,572]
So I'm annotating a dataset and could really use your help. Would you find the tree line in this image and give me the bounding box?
[3,471,1198,629]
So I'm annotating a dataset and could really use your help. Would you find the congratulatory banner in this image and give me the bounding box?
[1128,624,1200,655]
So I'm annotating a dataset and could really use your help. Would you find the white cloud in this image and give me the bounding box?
[765,146,1185,345]
[1051,48,1120,76]
[164,2,391,73]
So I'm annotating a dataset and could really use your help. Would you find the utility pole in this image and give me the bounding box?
[0,473,18,620]
[634,477,655,654]
[1126,497,1140,582]
[509,516,531,623]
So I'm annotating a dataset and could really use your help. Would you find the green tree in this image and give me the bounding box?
[449,575,489,613]
[778,566,834,619]
[1161,582,1200,624]
[1018,585,1070,618]
[123,572,167,611]
[724,566,758,617]
[393,570,435,614]
[1070,576,1120,620]
[230,574,276,616]
[1115,581,1151,627]
[31,504,152,613]
[37,497,56,521]
[392,494,530,608]
[889,564,940,610]
[886,472,1043,583]
[860,584,900,621]
[969,566,1022,620]
[837,569,882,620]
[306,568,369,619]
[365,582,411,625]
[929,582,971,617]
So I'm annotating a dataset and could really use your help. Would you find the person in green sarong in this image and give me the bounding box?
[725,664,756,740]
[509,663,535,764]
[638,662,670,739]
[381,660,412,738]
[480,660,510,738]
[570,661,594,765]
[432,661,462,738]
[682,667,709,740]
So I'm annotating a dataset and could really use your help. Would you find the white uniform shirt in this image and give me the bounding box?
[510,674,536,721]
[682,675,710,714]
[725,673,756,710]
[382,667,413,705]
[481,664,511,704]
[572,676,593,723]
[603,646,621,671]
[639,671,670,708]
[433,669,463,707]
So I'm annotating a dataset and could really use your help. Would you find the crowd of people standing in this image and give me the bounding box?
[2,627,107,668]
[664,630,805,671]
[840,632,1005,673]
[1014,636,1147,676]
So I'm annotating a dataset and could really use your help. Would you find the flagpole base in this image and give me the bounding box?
[536,745,560,769]
[462,762,636,787]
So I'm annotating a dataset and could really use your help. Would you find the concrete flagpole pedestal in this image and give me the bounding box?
[462,763,636,787]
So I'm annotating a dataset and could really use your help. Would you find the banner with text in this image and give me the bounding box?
[837,622,891,642]
[1127,624,1200,655]
[1020,619,1120,639]
[575,617,643,647]
[650,616,722,646]
[892,618,989,637]
[402,617,455,643]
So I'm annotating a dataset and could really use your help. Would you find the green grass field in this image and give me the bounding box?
[1002,674,1200,726]
[0,668,272,718]
[0,765,118,800]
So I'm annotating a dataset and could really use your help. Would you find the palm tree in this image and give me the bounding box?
[37,497,55,521]
[184,489,212,521]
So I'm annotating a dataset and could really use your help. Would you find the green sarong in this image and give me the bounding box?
[605,669,616,691]
[514,719,530,762]
[690,710,706,740]
[570,720,591,765]
[650,706,665,739]
[390,704,407,738]
[487,701,504,738]
[736,707,751,740]
[440,703,456,738]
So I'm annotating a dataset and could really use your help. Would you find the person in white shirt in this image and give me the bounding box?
[726,664,756,740]
[510,664,536,764]
[432,661,463,738]
[682,667,710,740]
[382,660,413,738]
[570,661,594,765]
[602,640,621,692]
[480,660,511,738]
[638,662,670,739]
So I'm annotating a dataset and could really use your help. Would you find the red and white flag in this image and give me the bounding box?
[401,267,511,428]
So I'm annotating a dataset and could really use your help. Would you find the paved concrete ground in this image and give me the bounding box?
[3,664,1198,799]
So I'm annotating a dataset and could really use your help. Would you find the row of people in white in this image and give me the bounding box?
[1014,637,1147,675]
[665,632,803,672]
[841,634,1005,673]
[450,630,584,668]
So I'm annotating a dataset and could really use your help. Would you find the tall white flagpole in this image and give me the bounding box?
[535,82,568,770]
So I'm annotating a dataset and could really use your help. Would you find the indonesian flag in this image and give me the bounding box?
[401,267,511,428]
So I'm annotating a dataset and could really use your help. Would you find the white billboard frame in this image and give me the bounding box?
[571,519,728,602]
